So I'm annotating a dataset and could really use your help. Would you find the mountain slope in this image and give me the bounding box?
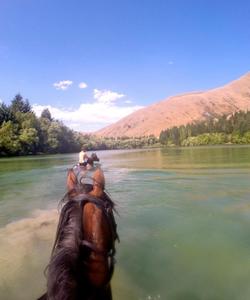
[96,72,250,137]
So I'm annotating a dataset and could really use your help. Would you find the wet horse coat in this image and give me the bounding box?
[39,164,118,300]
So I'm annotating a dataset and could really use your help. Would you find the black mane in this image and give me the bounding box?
[40,200,82,300]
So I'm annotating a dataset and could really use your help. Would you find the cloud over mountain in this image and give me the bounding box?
[93,89,125,105]
[33,89,143,131]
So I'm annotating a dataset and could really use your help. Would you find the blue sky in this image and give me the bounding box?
[0,0,250,131]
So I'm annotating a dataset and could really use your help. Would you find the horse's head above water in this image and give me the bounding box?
[90,152,100,162]
[67,164,105,199]
[39,160,117,300]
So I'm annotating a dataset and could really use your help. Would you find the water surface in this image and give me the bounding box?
[1,146,250,300]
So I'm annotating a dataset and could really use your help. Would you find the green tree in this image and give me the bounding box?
[0,102,15,124]
[41,108,53,121]
[47,121,62,152]
[0,121,21,155]
[170,126,180,145]
[10,94,31,114]
[19,127,39,153]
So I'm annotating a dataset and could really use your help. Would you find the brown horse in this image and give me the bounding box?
[38,161,118,300]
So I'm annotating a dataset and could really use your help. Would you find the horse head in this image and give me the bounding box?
[66,163,105,199]
[91,152,100,162]
[39,159,116,300]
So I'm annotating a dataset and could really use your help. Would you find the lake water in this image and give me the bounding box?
[1,146,250,300]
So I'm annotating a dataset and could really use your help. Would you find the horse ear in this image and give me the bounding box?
[67,169,77,192]
[89,168,105,199]
[93,168,105,189]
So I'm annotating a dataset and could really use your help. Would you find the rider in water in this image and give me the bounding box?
[79,147,89,166]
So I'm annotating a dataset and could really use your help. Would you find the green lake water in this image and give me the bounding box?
[1,146,250,300]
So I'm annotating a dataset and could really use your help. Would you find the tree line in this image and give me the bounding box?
[0,94,159,156]
[81,134,159,151]
[159,110,250,146]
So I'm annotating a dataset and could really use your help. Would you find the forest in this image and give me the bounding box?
[2,94,250,156]
[0,94,159,156]
[159,110,250,146]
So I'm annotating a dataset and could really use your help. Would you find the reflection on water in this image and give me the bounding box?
[109,146,250,170]
[1,146,250,299]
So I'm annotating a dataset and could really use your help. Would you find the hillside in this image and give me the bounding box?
[96,72,250,137]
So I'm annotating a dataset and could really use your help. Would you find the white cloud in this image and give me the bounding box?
[168,61,174,65]
[79,82,88,89]
[33,89,143,132]
[53,80,73,90]
[124,100,132,104]
[93,89,125,105]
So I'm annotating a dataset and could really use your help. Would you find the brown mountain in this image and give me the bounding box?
[96,72,250,137]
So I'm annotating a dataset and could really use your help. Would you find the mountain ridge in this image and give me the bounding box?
[96,72,250,137]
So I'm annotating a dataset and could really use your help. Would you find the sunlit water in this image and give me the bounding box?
[1,146,250,300]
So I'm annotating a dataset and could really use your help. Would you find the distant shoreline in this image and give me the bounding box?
[1,143,250,159]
